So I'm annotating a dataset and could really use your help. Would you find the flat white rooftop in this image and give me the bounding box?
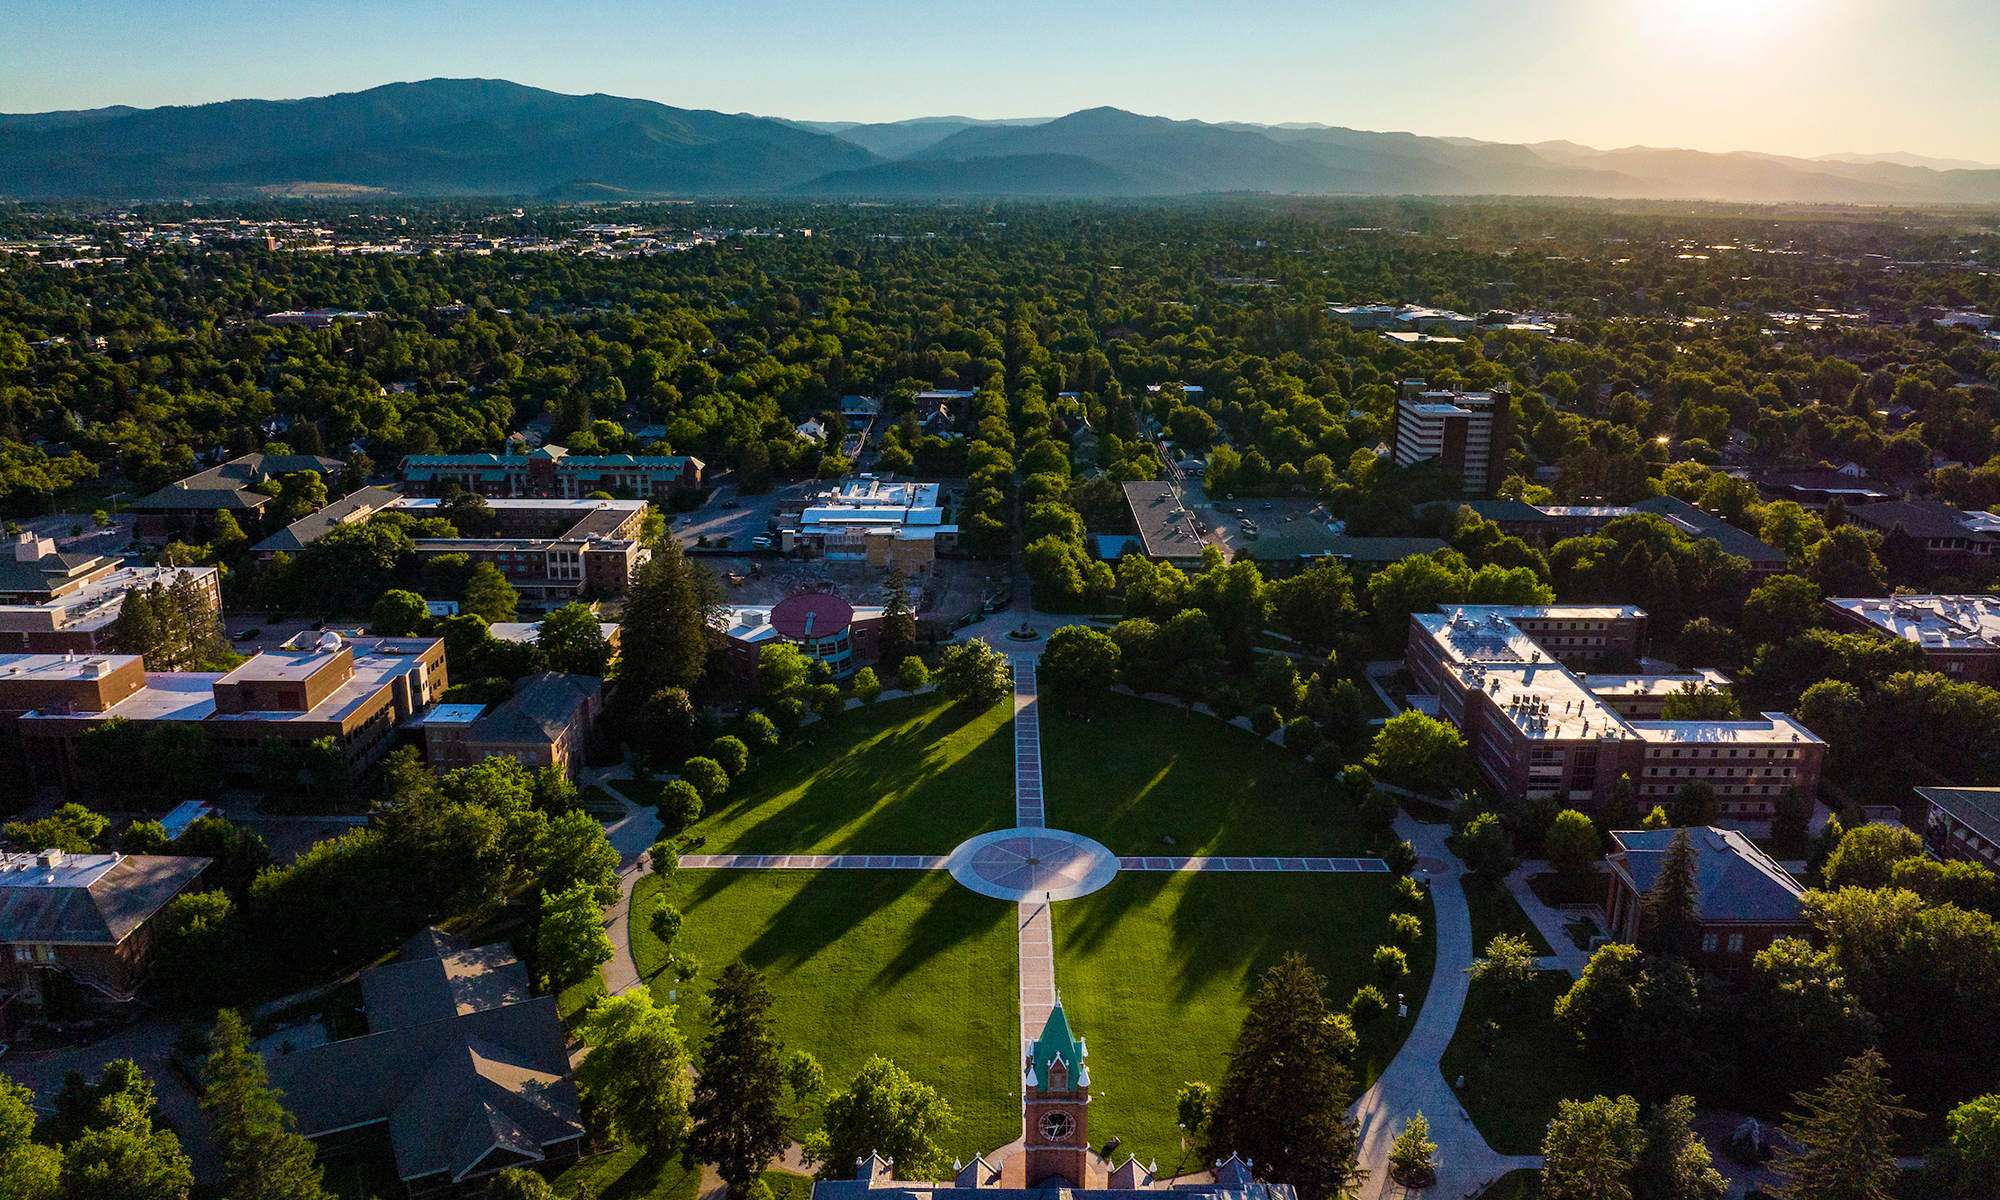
[1828,595,2000,650]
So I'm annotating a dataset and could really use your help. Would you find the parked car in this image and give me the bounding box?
[233,628,262,641]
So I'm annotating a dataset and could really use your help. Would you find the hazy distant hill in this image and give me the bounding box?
[0,79,877,199]
[795,152,1141,196]
[4,80,1998,204]
[783,116,1053,159]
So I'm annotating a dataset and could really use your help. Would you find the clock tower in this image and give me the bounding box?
[1023,998,1090,1188]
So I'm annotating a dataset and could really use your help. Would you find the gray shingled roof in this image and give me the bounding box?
[1628,495,1788,566]
[0,854,211,945]
[361,943,532,1031]
[1609,827,1804,924]
[250,486,403,554]
[470,673,600,745]
[1917,787,2000,850]
[0,551,120,595]
[1846,500,1993,542]
[133,452,344,512]
[269,934,580,1186]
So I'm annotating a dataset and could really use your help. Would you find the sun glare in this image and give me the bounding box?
[1628,0,1814,55]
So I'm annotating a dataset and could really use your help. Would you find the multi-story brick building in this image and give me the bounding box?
[0,559,220,655]
[1825,594,2000,685]
[423,672,603,778]
[1915,786,2000,868]
[0,849,211,1016]
[6,635,447,792]
[399,497,652,604]
[1390,386,1505,497]
[1408,606,1823,817]
[396,444,702,500]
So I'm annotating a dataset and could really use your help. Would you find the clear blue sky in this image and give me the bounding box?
[6,0,1999,163]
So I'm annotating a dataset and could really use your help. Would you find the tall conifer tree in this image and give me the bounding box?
[202,1009,330,1200]
[687,963,791,1191]
[1205,953,1363,1200]
[1641,828,1703,960]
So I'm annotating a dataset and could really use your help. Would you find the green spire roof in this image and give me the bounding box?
[1027,999,1086,1090]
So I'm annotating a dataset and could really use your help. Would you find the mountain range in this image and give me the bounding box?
[3,78,1998,204]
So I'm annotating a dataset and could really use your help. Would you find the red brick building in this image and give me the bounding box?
[0,849,210,1015]
[1605,827,1809,981]
[396,445,702,500]
[1408,606,1824,816]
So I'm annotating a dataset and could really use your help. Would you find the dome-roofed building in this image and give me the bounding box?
[770,593,864,678]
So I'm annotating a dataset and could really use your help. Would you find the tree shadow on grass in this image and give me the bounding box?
[562,1145,701,1200]
[1065,873,1404,1008]
[712,696,1014,855]
[1040,695,1367,857]
[875,880,1015,988]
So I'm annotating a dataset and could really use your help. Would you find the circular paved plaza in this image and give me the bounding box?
[945,827,1120,902]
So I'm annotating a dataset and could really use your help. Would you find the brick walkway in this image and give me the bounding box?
[1018,899,1056,1054]
[677,853,948,869]
[1012,654,1044,828]
[1117,856,1389,872]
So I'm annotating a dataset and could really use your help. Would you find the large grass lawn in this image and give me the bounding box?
[634,867,1022,1157]
[1437,972,1625,1155]
[557,1146,702,1200]
[627,694,1015,855]
[1039,693,1373,856]
[1054,871,1434,1173]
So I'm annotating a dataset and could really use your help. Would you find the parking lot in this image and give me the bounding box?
[1169,477,1338,557]
[673,478,805,551]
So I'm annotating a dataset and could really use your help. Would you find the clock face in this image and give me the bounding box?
[1038,1110,1075,1143]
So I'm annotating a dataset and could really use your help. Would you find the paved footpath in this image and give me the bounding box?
[586,770,663,999]
[1349,815,1541,1198]
[1119,855,1388,872]
[1505,861,1593,980]
[1019,899,1056,1053]
[1013,654,1045,828]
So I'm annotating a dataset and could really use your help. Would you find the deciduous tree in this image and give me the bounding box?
[576,990,693,1156]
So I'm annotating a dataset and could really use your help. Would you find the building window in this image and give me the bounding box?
[1727,934,1745,953]
[1701,933,1718,953]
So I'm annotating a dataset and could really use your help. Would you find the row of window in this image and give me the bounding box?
[1648,765,1794,778]
[1643,783,1785,796]
[1648,746,1799,759]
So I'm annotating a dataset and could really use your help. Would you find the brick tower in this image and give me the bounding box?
[1023,998,1090,1187]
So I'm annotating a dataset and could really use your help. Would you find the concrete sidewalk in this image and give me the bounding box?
[1504,861,1596,980]
[589,774,663,999]
[1349,815,1541,1199]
